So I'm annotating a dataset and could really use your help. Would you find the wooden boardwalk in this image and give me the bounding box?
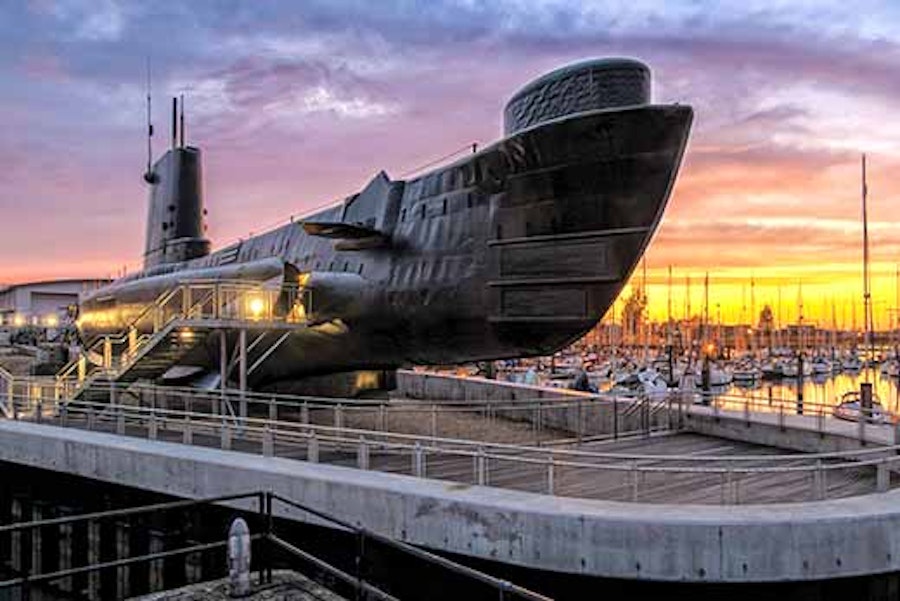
[39,403,889,505]
[323,432,886,505]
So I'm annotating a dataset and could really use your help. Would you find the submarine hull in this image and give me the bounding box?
[181,105,694,389]
[77,58,694,391]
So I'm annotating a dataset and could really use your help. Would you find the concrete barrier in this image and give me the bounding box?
[3,420,900,584]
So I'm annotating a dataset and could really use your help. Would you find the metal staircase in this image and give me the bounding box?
[56,280,311,401]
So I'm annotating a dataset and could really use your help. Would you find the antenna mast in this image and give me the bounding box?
[179,93,185,148]
[143,57,156,183]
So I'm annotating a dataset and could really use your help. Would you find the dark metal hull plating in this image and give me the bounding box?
[82,104,692,389]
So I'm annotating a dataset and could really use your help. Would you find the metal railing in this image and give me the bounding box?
[0,490,550,601]
[3,379,676,447]
[5,389,899,505]
[55,279,312,393]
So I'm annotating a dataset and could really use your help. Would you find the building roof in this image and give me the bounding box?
[0,278,111,295]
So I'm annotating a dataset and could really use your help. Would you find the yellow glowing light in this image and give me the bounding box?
[45,314,59,328]
[248,297,265,319]
[704,343,716,355]
[12,314,25,327]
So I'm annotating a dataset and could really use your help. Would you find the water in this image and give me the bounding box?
[718,370,900,412]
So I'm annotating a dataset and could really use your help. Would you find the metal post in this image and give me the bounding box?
[238,328,247,420]
[744,399,750,427]
[116,405,125,435]
[183,415,193,444]
[335,404,344,431]
[268,398,277,422]
[547,456,555,495]
[877,459,890,492]
[631,462,639,501]
[88,520,101,599]
[58,517,73,593]
[148,412,158,440]
[577,397,583,445]
[218,330,227,417]
[221,419,232,450]
[613,397,618,439]
[35,397,42,424]
[301,401,309,425]
[357,436,369,470]
[813,460,825,500]
[307,433,319,462]
[413,442,425,477]
[778,403,785,431]
[263,426,274,457]
[103,337,112,369]
[431,404,438,440]
[476,447,486,485]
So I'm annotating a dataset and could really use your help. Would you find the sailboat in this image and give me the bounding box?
[834,154,891,422]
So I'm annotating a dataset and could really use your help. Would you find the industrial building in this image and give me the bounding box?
[0,279,108,328]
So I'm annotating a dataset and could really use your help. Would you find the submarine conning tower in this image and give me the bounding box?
[503,57,650,135]
[143,98,210,270]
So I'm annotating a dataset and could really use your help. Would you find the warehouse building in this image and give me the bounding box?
[0,279,109,328]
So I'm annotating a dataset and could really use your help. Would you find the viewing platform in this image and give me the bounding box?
[2,370,900,589]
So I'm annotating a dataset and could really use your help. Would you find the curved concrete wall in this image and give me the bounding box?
[1,420,899,584]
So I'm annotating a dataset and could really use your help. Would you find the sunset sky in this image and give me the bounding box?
[2,1,899,329]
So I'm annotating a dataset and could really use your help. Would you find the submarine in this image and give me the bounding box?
[77,58,693,393]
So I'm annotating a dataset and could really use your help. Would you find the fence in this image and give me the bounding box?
[3,389,898,505]
[0,491,550,601]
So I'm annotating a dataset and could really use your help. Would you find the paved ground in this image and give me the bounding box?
[130,570,347,601]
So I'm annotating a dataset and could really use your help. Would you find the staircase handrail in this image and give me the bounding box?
[56,278,310,386]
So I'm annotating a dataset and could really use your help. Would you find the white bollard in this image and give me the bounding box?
[228,518,252,597]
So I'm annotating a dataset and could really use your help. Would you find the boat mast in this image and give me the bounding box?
[862,154,874,380]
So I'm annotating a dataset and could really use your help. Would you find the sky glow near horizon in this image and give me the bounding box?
[2,0,900,328]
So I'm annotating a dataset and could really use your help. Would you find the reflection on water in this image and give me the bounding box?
[719,370,900,412]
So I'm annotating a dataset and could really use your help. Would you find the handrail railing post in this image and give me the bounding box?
[307,433,319,463]
[357,436,369,470]
[413,442,425,478]
[547,455,555,495]
[183,414,192,445]
[577,397,583,445]
[221,418,232,450]
[813,460,825,500]
[476,447,486,486]
[631,461,639,501]
[431,404,438,441]
[263,426,274,457]
[613,396,619,440]
[877,459,890,492]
